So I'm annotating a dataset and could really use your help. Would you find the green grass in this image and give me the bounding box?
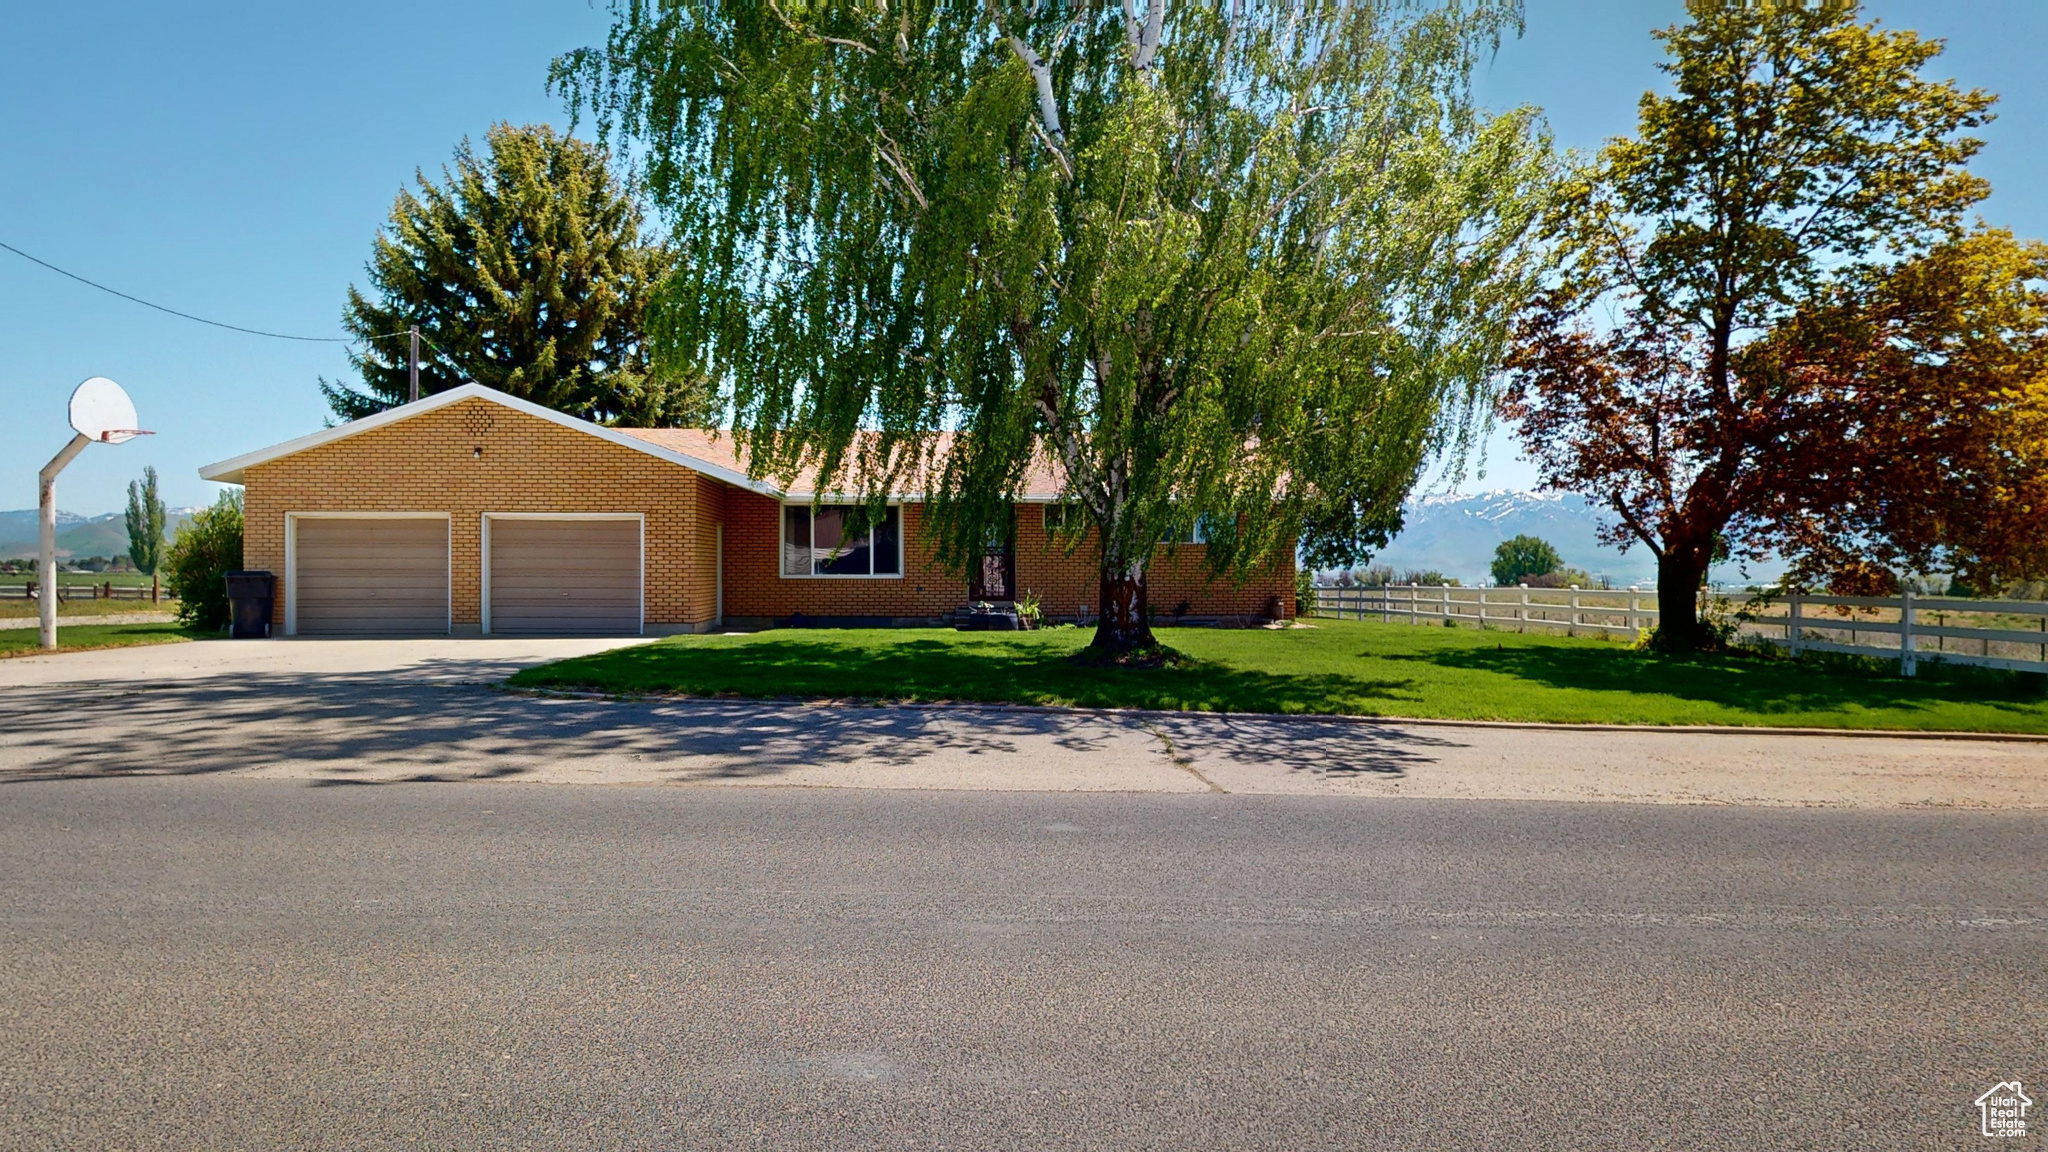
[0,622,206,658]
[508,618,2048,733]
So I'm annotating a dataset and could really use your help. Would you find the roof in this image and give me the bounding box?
[617,427,1069,501]
[198,382,1072,500]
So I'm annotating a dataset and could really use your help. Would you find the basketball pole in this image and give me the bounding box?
[38,433,92,651]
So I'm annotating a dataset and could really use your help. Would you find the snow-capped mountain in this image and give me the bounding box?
[1359,489,1784,587]
[0,508,198,560]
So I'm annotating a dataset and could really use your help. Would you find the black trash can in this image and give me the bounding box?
[224,571,276,639]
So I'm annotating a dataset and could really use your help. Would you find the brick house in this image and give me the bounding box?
[199,384,1295,636]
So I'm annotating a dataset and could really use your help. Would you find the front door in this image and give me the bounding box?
[968,513,1016,602]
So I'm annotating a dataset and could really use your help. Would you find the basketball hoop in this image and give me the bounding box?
[38,377,149,651]
[70,378,151,443]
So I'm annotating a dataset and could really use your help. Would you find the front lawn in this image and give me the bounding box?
[0,622,206,658]
[508,618,2048,733]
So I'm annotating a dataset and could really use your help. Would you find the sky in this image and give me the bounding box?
[3,0,2044,516]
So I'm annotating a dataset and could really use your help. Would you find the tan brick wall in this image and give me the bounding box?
[240,397,1294,632]
[242,398,719,631]
[719,490,964,621]
[721,493,1295,624]
[1014,506,1297,624]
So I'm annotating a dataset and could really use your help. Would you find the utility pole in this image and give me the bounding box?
[408,326,421,403]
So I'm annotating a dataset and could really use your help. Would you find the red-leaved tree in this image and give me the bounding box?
[1501,0,1996,649]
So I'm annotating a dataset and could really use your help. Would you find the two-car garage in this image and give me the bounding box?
[285,513,642,636]
[201,385,751,636]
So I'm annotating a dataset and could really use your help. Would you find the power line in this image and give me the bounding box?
[0,238,357,342]
[2,236,478,383]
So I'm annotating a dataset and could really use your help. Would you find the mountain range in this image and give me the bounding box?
[8,493,1787,585]
[0,508,198,561]
[1361,490,1786,588]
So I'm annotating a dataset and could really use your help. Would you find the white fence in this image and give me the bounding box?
[1315,584,1664,638]
[1758,592,2048,676]
[1313,584,2048,676]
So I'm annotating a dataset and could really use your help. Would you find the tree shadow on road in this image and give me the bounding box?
[0,665,1460,788]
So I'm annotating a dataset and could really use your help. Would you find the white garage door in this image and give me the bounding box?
[292,517,449,636]
[486,517,642,635]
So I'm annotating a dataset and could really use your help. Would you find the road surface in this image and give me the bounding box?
[0,781,2041,1150]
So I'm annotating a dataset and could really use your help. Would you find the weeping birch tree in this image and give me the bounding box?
[555,0,1555,655]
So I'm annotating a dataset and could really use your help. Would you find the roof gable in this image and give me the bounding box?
[197,384,780,494]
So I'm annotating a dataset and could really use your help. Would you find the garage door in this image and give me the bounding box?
[486,517,642,635]
[292,517,449,636]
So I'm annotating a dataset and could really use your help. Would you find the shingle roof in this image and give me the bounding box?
[618,427,1072,501]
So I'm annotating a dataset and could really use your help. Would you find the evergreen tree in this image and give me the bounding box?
[321,123,705,426]
[123,465,165,576]
[556,0,1555,655]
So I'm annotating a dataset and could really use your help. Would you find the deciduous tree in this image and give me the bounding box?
[1502,0,1994,649]
[321,123,704,427]
[1742,230,2048,591]
[555,0,1555,654]
[163,490,242,631]
[1490,534,1560,586]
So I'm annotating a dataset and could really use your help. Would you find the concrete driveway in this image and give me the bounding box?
[0,636,2042,806]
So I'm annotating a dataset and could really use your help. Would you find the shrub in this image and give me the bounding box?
[163,491,243,630]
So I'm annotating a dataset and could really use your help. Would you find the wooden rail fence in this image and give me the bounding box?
[0,578,164,603]
[1313,584,2048,676]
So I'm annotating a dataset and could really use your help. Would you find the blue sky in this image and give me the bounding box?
[4,0,2044,515]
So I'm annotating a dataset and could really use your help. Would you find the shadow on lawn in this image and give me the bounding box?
[520,635,1425,715]
[1409,642,2046,718]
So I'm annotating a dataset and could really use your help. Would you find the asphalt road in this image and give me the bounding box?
[1,780,2040,1150]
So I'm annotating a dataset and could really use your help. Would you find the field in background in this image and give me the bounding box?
[0,598,178,620]
[0,571,162,589]
[0,572,174,619]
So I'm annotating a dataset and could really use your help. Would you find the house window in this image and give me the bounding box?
[782,504,902,577]
[1043,503,1089,536]
[1158,515,1214,546]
